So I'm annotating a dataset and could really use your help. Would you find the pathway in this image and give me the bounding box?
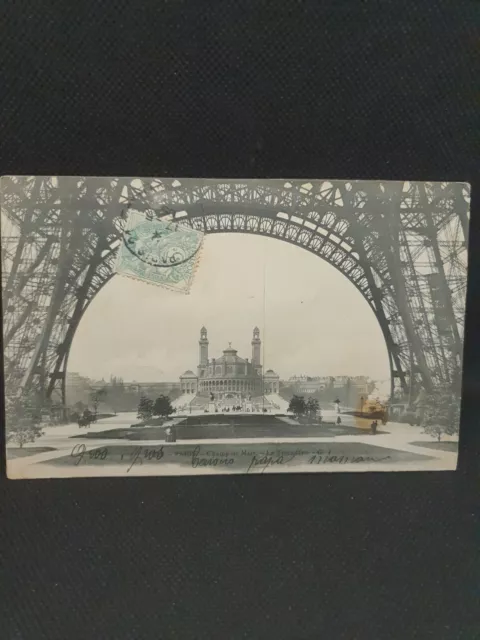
[6,411,458,477]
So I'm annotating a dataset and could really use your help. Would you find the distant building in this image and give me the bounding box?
[287,374,371,396]
[65,372,93,405]
[264,369,280,394]
[349,376,371,395]
[179,327,280,397]
[89,381,181,395]
[117,382,181,395]
[288,375,330,394]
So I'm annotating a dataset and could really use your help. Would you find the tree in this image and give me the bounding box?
[137,395,154,422]
[345,378,352,407]
[48,402,65,425]
[74,401,87,414]
[90,387,107,417]
[6,392,44,448]
[153,395,174,419]
[109,376,126,414]
[306,397,320,420]
[287,395,307,418]
[422,385,460,442]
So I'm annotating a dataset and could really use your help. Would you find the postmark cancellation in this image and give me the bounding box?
[114,209,204,293]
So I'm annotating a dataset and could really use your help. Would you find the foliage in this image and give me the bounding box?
[48,402,65,425]
[7,424,44,449]
[153,395,174,419]
[90,387,107,415]
[306,397,320,418]
[287,395,307,417]
[423,423,445,442]
[397,411,418,425]
[137,395,154,422]
[71,378,182,414]
[6,392,44,448]
[422,386,460,442]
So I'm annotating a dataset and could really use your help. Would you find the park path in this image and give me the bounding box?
[6,411,458,476]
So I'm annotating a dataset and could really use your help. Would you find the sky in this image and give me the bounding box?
[68,233,390,383]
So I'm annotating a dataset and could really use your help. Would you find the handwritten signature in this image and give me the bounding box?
[308,452,392,465]
[246,452,297,473]
[70,444,108,466]
[70,444,164,473]
[69,443,393,475]
[191,446,234,469]
[122,446,164,473]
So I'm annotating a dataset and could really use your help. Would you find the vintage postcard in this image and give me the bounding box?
[1,177,469,478]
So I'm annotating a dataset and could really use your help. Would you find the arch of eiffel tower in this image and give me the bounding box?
[1,176,468,408]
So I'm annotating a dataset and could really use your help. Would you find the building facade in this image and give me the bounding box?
[180,327,280,398]
[287,374,372,396]
[288,375,330,394]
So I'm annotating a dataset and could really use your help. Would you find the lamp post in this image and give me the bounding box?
[262,372,265,414]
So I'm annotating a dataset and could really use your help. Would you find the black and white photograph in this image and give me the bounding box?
[2,176,469,477]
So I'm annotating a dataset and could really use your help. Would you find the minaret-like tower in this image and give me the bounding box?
[199,326,209,366]
[252,326,261,367]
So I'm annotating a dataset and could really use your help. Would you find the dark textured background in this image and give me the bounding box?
[1,1,479,639]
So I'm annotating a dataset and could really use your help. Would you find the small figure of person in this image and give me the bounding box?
[336,416,342,425]
[371,420,378,435]
[165,427,176,442]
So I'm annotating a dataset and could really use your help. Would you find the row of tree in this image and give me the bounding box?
[287,396,321,420]
[137,394,175,423]
[5,383,461,447]
[421,384,461,442]
[285,386,461,442]
[73,378,183,414]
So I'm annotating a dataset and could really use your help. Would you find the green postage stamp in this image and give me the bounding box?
[114,209,204,293]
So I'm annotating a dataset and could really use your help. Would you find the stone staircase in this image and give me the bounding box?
[189,395,209,410]
[265,393,290,412]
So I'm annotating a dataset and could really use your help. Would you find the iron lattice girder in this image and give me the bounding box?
[1,177,468,405]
